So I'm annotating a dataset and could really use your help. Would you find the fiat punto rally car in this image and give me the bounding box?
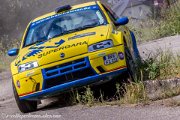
[8,1,140,113]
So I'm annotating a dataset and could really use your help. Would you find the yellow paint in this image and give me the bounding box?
[10,1,133,97]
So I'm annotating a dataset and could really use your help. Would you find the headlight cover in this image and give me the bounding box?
[88,40,113,52]
[18,61,38,73]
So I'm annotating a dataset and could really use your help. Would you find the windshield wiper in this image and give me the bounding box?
[81,23,99,30]
[78,22,99,31]
[63,27,83,35]
[49,23,100,39]
[63,23,99,35]
[49,28,81,39]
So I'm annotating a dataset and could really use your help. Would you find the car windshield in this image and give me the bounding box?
[24,5,107,47]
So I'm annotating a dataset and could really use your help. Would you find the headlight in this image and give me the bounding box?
[88,40,113,52]
[18,61,38,73]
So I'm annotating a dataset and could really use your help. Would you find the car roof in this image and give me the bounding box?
[32,1,97,23]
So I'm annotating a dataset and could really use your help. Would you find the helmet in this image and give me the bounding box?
[48,24,63,39]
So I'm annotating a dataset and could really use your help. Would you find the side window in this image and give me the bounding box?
[102,4,118,23]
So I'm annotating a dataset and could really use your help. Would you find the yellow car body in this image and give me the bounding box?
[8,1,139,109]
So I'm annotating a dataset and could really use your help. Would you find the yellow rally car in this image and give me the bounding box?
[8,1,140,113]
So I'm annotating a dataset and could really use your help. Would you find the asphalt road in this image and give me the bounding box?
[138,35,180,59]
[1,99,180,120]
[0,35,180,120]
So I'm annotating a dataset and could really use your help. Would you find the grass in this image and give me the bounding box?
[68,81,149,106]
[66,49,180,106]
[119,82,148,104]
[75,87,95,106]
[129,0,180,43]
[140,50,180,80]
[160,87,180,100]
[153,2,180,38]
[68,79,180,107]
[68,87,95,107]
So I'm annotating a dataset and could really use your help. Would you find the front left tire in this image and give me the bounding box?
[12,82,37,113]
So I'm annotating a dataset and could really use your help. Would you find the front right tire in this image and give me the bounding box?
[125,47,140,82]
[12,82,37,113]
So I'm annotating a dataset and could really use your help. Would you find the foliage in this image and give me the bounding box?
[119,82,148,104]
[74,87,95,106]
[129,1,180,43]
[141,50,180,80]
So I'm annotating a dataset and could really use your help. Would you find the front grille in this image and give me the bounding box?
[42,57,96,89]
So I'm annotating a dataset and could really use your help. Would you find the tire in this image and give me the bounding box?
[12,82,37,113]
[130,31,142,65]
[125,46,140,82]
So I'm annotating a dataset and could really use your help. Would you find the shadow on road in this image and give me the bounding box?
[37,74,129,112]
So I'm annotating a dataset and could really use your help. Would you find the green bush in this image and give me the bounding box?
[154,3,180,38]
[141,50,180,80]
[129,1,180,43]
[74,87,95,106]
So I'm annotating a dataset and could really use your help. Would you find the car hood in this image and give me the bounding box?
[14,25,110,67]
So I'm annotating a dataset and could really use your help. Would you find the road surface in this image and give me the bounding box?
[138,35,180,59]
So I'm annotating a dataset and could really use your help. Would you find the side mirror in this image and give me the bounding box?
[115,17,129,26]
[8,48,19,56]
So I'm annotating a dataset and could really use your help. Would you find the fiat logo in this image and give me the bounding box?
[60,53,65,58]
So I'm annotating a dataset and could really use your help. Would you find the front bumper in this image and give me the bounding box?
[20,67,127,100]
[13,45,127,100]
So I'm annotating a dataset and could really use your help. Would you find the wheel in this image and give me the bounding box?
[12,82,37,113]
[125,46,140,82]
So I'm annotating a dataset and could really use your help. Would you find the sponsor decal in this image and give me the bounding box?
[23,40,65,60]
[68,32,96,40]
[15,39,65,66]
[98,52,106,57]
[31,5,99,28]
[118,52,124,60]
[26,71,35,77]
[38,41,88,58]
[15,40,88,66]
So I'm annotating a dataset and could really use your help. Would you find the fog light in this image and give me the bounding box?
[118,52,124,60]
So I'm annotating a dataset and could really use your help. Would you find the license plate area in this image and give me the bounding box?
[103,53,118,65]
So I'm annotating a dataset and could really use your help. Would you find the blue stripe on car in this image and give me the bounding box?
[20,68,127,100]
